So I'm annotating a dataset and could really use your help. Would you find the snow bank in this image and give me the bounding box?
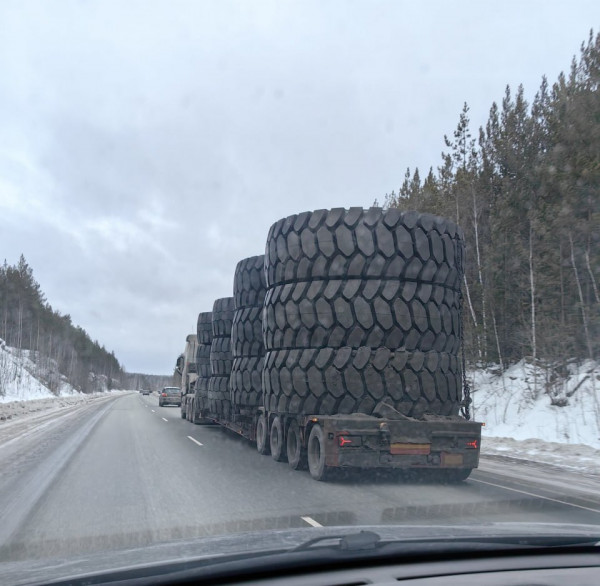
[471,359,600,449]
[0,338,119,403]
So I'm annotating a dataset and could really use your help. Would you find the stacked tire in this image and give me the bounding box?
[262,207,465,420]
[193,311,213,423]
[230,255,267,417]
[208,297,235,419]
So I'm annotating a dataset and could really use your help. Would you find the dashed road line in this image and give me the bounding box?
[187,436,203,447]
[162,417,168,422]
[301,516,323,528]
[151,410,155,413]
[471,478,600,514]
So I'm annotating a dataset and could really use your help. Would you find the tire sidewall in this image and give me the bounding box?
[269,416,286,461]
[307,424,327,480]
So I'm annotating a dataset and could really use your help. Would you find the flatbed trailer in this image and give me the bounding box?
[199,406,482,481]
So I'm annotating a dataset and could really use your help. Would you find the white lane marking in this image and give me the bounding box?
[162,417,168,422]
[151,410,155,413]
[187,436,204,447]
[471,478,600,514]
[301,516,323,528]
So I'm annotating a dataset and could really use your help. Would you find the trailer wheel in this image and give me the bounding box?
[270,416,286,461]
[286,420,306,470]
[256,414,270,455]
[307,424,330,481]
[181,404,186,419]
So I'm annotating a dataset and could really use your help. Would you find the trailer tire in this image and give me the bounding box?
[181,406,186,419]
[270,416,286,462]
[307,424,331,481]
[263,279,460,352]
[233,255,267,310]
[265,208,464,288]
[286,419,306,470]
[256,413,270,455]
[212,297,235,337]
[197,312,213,344]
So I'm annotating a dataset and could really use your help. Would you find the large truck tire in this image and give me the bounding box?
[256,414,270,455]
[230,355,264,408]
[269,416,286,462]
[233,255,267,309]
[231,256,267,417]
[307,424,331,481]
[207,375,231,419]
[263,279,460,353]
[263,347,461,418]
[231,306,265,357]
[212,297,235,337]
[265,208,464,288]
[197,312,213,344]
[210,336,233,375]
[196,344,212,377]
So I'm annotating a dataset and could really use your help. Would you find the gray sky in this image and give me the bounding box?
[1,1,598,375]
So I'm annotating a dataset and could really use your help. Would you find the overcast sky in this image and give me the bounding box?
[0,1,598,375]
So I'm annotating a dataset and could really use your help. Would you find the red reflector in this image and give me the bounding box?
[466,439,478,449]
[338,436,352,447]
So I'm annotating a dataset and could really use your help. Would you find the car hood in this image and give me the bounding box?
[3,522,600,586]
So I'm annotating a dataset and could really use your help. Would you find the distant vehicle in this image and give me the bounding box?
[159,386,181,407]
[141,389,150,396]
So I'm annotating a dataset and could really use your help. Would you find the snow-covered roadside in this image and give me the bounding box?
[471,359,600,475]
[480,436,600,475]
[0,338,133,425]
[0,391,132,424]
[471,359,600,448]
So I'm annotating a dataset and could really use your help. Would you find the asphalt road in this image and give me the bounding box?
[1,392,599,564]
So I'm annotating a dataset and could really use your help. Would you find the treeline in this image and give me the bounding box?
[383,31,599,369]
[0,255,123,393]
[123,372,174,393]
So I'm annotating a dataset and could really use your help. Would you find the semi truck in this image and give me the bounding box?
[177,334,198,420]
[184,208,482,481]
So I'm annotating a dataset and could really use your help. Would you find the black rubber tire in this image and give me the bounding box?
[286,419,306,470]
[263,279,460,352]
[233,255,267,309]
[181,404,186,419]
[265,208,464,288]
[197,312,213,344]
[256,413,270,455]
[230,356,264,409]
[212,297,235,337]
[307,424,330,481]
[262,347,461,418]
[269,416,286,462]
[231,306,265,357]
[210,336,233,375]
[207,375,231,420]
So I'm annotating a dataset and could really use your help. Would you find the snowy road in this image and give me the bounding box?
[0,393,599,565]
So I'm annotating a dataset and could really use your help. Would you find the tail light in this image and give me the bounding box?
[466,439,479,449]
[338,434,362,447]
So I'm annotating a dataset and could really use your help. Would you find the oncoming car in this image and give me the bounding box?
[158,386,181,407]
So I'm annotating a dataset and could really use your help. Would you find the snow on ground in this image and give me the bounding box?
[0,339,131,423]
[2,338,599,474]
[0,338,79,403]
[471,359,600,474]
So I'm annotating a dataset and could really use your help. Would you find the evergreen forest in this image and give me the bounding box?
[383,31,599,372]
[0,255,123,394]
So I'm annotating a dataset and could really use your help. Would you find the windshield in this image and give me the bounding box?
[0,1,599,585]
